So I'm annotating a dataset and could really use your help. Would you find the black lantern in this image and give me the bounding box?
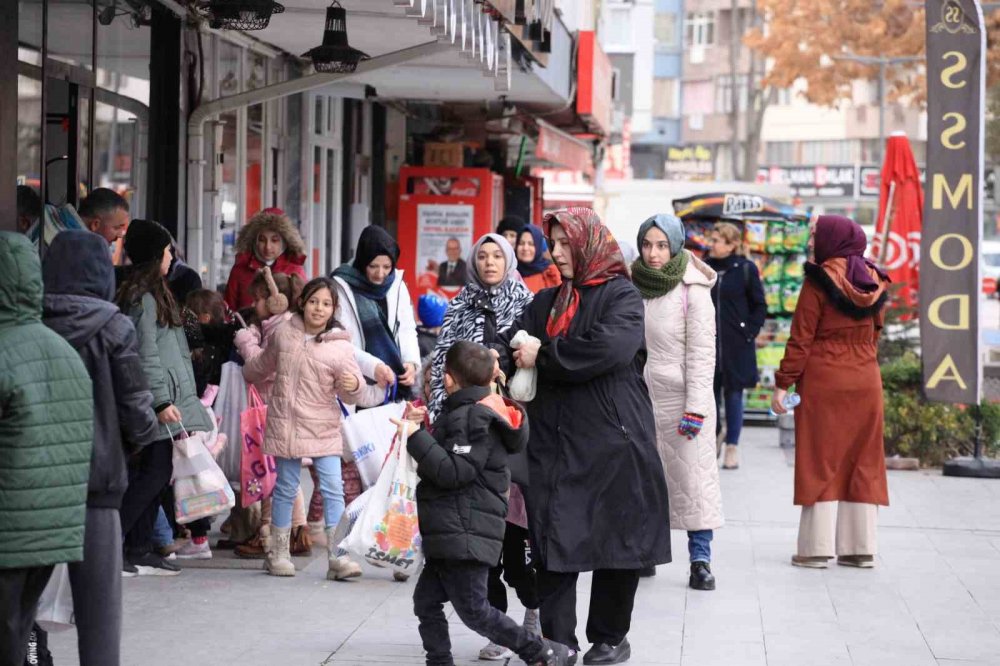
[302,2,370,74]
[203,0,284,31]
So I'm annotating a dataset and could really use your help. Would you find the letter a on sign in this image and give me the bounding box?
[921,0,984,405]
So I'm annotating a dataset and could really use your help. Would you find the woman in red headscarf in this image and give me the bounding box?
[771,215,890,570]
[492,208,671,665]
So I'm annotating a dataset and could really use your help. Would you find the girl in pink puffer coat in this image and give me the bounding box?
[236,276,366,580]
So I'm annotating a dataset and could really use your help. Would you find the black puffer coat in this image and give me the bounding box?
[407,386,528,566]
[706,254,767,390]
[494,276,672,572]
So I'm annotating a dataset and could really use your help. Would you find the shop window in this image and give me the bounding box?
[247,52,266,91]
[247,104,264,217]
[48,0,94,72]
[219,41,241,96]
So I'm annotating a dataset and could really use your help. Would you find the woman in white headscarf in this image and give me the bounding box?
[427,232,538,661]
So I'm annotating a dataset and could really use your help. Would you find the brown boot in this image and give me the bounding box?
[234,534,266,560]
[290,525,312,556]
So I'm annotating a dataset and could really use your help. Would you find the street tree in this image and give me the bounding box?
[746,1,1000,108]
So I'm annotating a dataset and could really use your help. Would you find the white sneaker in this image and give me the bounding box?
[175,539,213,560]
[479,641,513,661]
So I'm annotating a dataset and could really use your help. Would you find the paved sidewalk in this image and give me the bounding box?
[49,426,1000,665]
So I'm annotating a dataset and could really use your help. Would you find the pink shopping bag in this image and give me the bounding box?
[240,386,276,508]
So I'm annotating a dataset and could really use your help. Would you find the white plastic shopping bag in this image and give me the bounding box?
[508,330,539,402]
[35,564,74,632]
[214,361,248,485]
[339,430,423,576]
[338,400,407,489]
[171,423,236,524]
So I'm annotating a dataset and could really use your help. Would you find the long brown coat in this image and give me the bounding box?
[775,259,889,507]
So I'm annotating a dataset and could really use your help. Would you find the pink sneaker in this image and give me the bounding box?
[176,539,212,560]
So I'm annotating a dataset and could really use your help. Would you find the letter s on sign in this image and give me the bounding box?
[941,51,968,89]
[941,113,967,150]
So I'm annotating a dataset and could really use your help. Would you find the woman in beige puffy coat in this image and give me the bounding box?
[236,277,365,580]
[632,214,724,592]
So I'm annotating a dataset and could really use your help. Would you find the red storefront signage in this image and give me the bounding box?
[536,121,594,177]
[577,31,612,135]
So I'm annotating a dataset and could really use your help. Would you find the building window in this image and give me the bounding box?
[765,141,796,164]
[653,78,679,118]
[684,79,715,116]
[801,140,860,164]
[716,75,748,113]
[606,7,632,47]
[685,12,715,47]
[655,13,678,49]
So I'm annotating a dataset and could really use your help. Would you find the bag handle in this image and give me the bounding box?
[247,385,264,409]
[384,378,398,405]
[167,421,190,442]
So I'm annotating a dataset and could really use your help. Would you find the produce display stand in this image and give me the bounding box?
[673,192,810,421]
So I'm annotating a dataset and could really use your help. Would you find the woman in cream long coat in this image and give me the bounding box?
[633,214,724,591]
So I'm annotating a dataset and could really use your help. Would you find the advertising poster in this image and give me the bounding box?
[416,203,475,299]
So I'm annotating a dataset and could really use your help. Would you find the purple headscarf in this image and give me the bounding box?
[813,215,887,293]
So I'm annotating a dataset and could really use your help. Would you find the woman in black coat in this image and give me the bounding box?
[494,208,671,665]
[704,222,767,470]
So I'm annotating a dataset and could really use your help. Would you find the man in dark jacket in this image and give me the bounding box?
[494,209,672,665]
[0,232,93,666]
[42,230,159,666]
[401,341,570,666]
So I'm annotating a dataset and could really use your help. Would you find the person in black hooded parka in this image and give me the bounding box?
[493,208,671,666]
[42,230,159,666]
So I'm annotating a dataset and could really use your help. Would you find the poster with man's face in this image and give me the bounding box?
[416,203,475,299]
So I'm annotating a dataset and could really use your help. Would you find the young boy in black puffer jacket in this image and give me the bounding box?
[396,341,571,666]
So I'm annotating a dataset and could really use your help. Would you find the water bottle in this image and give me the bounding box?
[769,392,800,417]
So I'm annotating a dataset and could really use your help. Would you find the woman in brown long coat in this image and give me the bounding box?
[771,215,890,569]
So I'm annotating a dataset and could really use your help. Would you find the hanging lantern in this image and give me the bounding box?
[202,0,284,31]
[302,1,370,74]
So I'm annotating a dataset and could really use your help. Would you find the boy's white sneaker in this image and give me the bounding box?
[479,641,513,661]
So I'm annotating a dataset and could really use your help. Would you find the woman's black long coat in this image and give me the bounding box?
[494,276,672,573]
[708,255,768,391]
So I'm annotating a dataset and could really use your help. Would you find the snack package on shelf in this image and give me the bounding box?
[684,221,715,252]
[765,222,786,254]
[745,389,773,412]
[783,220,810,252]
[749,252,768,276]
[765,282,784,315]
[782,254,806,282]
[744,221,767,253]
[761,255,785,283]
[782,282,801,314]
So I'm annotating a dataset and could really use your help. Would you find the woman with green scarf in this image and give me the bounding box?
[634,214,725,592]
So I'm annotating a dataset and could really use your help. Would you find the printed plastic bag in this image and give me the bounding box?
[339,397,406,489]
[172,424,236,524]
[340,431,423,576]
[34,564,73,632]
[508,330,538,402]
[215,362,248,485]
[240,386,276,508]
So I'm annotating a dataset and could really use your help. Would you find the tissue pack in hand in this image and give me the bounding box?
[508,330,539,402]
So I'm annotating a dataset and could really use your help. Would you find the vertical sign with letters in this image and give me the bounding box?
[921,0,984,404]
